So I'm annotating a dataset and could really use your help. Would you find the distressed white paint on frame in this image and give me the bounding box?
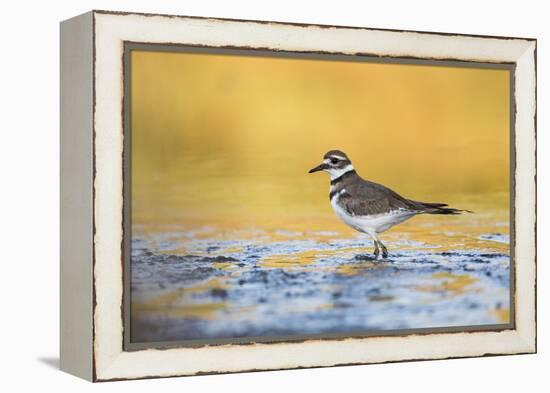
[92,11,536,381]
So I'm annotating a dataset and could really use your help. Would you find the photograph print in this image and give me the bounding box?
[126,45,513,346]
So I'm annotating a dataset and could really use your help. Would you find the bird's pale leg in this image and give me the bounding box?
[379,241,389,259]
[368,232,382,259]
[373,241,380,259]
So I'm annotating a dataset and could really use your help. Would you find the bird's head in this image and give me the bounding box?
[308,150,355,180]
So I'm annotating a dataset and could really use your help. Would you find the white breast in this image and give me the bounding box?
[330,191,416,236]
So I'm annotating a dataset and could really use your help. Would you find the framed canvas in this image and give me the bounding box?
[60,10,537,382]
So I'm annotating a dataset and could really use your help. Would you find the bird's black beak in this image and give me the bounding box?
[308,163,328,173]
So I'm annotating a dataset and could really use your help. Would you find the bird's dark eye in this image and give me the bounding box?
[330,158,339,164]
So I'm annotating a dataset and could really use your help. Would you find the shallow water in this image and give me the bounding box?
[130,212,510,343]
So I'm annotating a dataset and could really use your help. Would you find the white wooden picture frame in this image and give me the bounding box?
[60,10,536,381]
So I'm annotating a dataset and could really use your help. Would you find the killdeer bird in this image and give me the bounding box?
[309,150,469,259]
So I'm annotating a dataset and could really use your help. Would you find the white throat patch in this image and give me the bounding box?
[327,164,354,180]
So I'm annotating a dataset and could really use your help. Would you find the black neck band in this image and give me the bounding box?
[330,169,356,185]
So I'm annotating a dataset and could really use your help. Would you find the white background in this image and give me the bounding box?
[0,0,545,391]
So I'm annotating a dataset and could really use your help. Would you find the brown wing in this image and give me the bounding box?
[338,179,417,216]
[339,177,465,216]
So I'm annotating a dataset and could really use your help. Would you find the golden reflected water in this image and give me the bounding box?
[131,50,510,226]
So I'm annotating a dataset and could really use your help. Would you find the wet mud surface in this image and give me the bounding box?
[130,223,510,343]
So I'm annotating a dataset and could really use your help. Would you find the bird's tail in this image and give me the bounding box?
[415,201,473,215]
